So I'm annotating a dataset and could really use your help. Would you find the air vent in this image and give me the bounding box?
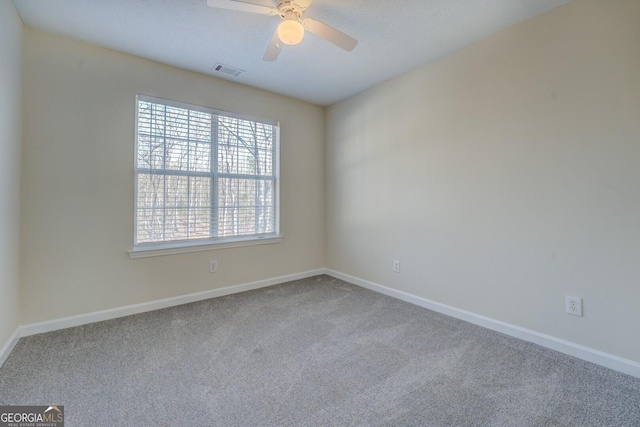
[213,63,244,77]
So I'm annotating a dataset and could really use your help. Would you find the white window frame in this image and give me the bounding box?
[129,95,281,259]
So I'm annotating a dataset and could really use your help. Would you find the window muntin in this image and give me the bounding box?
[134,95,279,247]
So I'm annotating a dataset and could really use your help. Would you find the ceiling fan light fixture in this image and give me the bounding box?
[277,18,304,45]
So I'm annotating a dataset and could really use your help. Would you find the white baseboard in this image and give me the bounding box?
[0,327,20,368]
[19,269,326,338]
[6,268,640,379]
[326,269,640,379]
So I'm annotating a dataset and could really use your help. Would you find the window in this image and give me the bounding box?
[132,95,280,256]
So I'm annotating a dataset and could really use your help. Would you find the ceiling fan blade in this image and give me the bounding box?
[293,0,313,8]
[207,0,278,16]
[302,18,357,51]
[263,30,282,61]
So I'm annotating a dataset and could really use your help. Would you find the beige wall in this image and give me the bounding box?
[326,0,640,363]
[20,30,325,324]
[0,0,23,347]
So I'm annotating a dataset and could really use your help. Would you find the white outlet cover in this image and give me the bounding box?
[209,260,217,273]
[565,296,582,316]
[393,260,400,273]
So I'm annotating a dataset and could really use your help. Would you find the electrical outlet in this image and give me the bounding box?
[565,296,582,316]
[393,259,400,273]
[209,260,217,273]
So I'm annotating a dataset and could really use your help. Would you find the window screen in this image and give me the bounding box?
[135,95,279,247]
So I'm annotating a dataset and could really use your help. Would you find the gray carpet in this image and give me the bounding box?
[1,275,639,426]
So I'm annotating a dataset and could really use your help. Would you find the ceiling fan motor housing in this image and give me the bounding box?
[276,0,307,20]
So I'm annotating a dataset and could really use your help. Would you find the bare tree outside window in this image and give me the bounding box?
[135,96,278,246]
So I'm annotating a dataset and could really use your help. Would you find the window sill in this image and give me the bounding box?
[128,235,283,259]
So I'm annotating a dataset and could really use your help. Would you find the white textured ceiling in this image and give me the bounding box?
[13,0,570,106]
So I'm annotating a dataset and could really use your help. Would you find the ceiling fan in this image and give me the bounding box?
[207,0,358,61]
